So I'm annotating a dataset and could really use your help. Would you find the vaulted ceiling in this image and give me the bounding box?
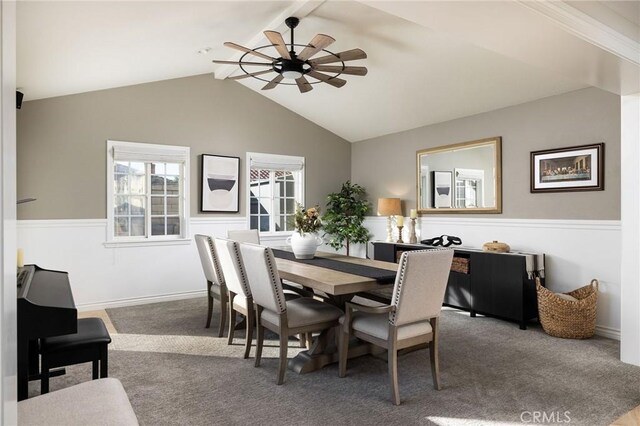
[17,1,640,142]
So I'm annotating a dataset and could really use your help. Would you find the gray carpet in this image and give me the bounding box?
[30,298,640,425]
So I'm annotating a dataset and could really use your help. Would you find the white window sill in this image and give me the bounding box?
[103,238,192,248]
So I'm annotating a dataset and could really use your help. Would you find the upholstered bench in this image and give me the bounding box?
[40,317,111,393]
[18,378,138,425]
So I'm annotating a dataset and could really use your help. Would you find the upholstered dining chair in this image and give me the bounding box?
[239,243,344,385]
[226,229,313,348]
[194,234,227,337]
[338,248,454,405]
[214,237,255,358]
[227,229,260,244]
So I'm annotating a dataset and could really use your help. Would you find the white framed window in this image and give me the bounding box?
[246,152,304,235]
[106,140,190,246]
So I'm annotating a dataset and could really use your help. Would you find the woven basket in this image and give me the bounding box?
[536,278,598,339]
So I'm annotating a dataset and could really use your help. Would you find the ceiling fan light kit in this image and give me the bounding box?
[212,16,367,93]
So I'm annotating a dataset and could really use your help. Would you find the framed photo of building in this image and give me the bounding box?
[201,154,240,212]
[530,143,604,193]
[432,171,453,208]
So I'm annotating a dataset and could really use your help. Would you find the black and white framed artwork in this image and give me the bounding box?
[432,171,452,208]
[200,154,240,212]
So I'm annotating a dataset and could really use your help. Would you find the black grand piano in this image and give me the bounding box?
[17,265,77,401]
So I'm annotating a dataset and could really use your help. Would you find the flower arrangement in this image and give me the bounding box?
[293,203,322,235]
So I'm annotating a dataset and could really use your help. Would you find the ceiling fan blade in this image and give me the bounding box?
[309,48,367,65]
[297,34,336,61]
[212,60,273,66]
[223,42,275,62]
[262,74,284,90]
[306,70,346,88]
[313,65,368,76]
[264,30,291,60]
[295,76,313,93]
[227,70,274,80]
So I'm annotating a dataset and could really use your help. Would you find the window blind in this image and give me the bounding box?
[249,153,304,171]
[112,142,189,163]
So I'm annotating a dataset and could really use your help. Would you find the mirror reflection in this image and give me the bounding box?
[417,137,501,213]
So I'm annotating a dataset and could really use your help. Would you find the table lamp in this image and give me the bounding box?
[377,198,402,242]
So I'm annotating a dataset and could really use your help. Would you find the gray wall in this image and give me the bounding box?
[17,74,351,219]
[352,87,621,220]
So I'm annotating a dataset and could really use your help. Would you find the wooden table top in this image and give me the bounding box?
[274,249,398,296]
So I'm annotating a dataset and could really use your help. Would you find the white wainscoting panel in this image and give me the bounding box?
[17,218,289,310]
[17,217,621,339]
[364,216,621,339]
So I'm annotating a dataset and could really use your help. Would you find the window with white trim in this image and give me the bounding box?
[107,140,190,243]
[247,152,304,234]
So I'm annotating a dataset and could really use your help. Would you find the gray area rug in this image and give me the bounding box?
[30,298,640,425]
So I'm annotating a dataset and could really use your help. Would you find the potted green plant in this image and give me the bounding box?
[323,181,371,256]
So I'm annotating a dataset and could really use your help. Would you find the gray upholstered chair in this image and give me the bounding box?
[239,242,343,385]
[214,237,254,358]
[227,228,312,348]
[194,234,227,337]
[227,229,260,244]
[338,248,454,405]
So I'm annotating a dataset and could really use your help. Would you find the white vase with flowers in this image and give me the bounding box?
[286,204,323,259]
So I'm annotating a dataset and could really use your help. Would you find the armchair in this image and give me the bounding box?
[338,248,454,405]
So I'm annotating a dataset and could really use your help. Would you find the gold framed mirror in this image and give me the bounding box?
[417,137,502,214]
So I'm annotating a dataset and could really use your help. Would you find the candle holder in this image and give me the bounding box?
[409,218,417,244]
[397,225,404,243]
[385,216,393,242]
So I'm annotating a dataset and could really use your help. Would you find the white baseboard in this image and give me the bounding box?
[77,289,207,311]
[594,325,620,340]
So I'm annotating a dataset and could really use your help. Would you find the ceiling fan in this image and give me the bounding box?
[212,17,367,93]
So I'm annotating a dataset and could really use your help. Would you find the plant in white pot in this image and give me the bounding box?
[286,203,323,259]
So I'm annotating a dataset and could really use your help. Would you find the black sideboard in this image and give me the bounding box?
[371,242,544,329]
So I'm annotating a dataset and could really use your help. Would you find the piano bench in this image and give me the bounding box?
[40,317,112,394]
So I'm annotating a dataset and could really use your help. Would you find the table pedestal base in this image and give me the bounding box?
[288,329,385,374]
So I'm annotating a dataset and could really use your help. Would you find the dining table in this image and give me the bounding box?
[272,248,399,374]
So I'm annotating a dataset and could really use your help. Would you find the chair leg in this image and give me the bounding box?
[244,307,254,359]
[92,360,99,380]
[101,344,109,378]
[298,334,306,348]
[430,317,441,390]
[388,348,400,405]
[338,327,349,378]
[205,286,213,329]
[218,290,227,338]
[227,294,237,346]
[254,307,264,368]
[277,333,289,385]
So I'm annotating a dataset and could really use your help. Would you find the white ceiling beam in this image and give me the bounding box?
[213,0,326,80]
[358,0,640,95]
[517,1,639,67]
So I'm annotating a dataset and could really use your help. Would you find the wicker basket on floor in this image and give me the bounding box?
[536,277,599,339]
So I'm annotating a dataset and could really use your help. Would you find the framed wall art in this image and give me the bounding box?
[530,143,604,193]
[201,154,240,212]
[432,171,453,208]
